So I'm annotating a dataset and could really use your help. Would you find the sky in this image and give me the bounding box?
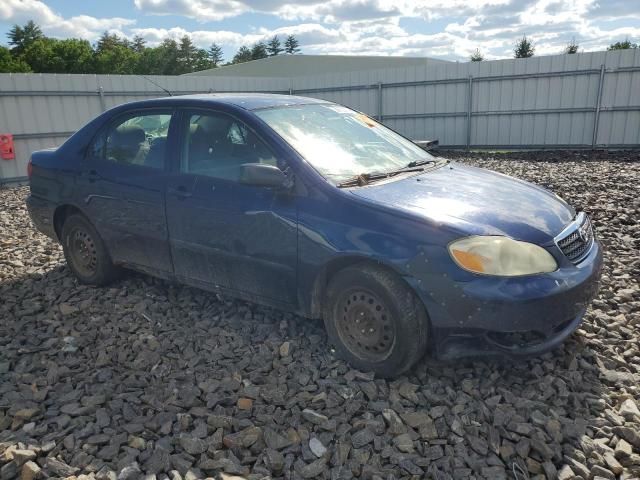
[0,0,639,62]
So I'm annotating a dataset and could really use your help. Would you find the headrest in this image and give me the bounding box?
[196,115,232,134]
[113,125,145,145]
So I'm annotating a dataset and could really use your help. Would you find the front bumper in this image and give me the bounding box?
[406,239,603,360]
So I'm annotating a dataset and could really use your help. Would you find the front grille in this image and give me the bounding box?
[556,213,594,264]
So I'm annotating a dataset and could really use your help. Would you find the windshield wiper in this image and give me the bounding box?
[336,160,443,188]
[405,158,437,168]
[336,172,390,188]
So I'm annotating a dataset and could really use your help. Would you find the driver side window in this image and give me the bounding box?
[98,112,172,170]
[181,111,277,181]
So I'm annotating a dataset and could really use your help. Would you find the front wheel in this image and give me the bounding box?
[61,214,120,286]
[323,264,429,378]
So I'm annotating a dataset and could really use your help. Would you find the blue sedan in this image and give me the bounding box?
[27,94,603,377]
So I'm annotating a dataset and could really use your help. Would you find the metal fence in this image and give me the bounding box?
[1,48,639,183]
[288,48,640,149]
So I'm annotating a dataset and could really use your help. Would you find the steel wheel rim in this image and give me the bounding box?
[335,287,396,361]
[68,227,98,277]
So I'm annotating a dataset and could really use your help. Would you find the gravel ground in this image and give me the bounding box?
[1,151,639,480]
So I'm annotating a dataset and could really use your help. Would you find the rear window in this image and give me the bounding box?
[91,112,172,170]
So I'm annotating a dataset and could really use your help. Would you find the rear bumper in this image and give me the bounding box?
[407,240,603,359]
[26,194,58,240]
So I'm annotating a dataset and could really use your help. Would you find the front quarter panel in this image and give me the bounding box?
[296,184,465,317]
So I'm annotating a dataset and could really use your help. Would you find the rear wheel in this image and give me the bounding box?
[61,214,119,285]
[323,264,429,378]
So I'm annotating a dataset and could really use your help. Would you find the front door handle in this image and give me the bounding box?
[168,186,193,199]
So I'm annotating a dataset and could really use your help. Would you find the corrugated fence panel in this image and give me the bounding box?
[597,49,640,146]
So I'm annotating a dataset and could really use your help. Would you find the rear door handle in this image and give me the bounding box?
[168,186,193,199]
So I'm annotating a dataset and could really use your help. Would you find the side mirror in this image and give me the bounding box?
[239,163,287,188]
[414,139,439,151]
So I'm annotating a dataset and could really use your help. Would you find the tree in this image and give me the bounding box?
[132,35,146,53]
[157,38,180,74]
[284,34,300,54]
[514,36,534,58]
[608,39,638,50]
[7,20,44,55]
[193,49,213,71]
[250,41,268,60]
[267,35,283,56]
[94,44,138,74]
[95,32,128,54]
[470,48,484,61]
[23,38,94,73]
[0,46,32,72]
[177,35,198,73]
[565,39,579,54]
[232,46,253,64]
[135,47,166,74]
[208,43,224,67]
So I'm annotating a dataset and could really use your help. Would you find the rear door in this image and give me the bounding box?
[78,109,175,275]
[165,109,298,306]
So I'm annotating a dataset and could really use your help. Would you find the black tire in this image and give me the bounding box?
[323,263,429,378]
[60,213,119,286]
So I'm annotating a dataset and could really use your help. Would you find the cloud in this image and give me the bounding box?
[133,0,249,22]
[0,0,135,40]
[2,0,640,61]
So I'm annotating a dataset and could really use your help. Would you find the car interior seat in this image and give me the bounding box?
[108,125,146,165]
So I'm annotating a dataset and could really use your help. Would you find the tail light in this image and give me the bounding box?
[27,159,33,179]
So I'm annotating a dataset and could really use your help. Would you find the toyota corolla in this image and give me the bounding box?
[27,94,603,377]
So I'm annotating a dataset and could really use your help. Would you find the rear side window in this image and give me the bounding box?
[93,112,172,170]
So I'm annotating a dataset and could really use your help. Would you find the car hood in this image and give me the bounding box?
[350,162,575,244]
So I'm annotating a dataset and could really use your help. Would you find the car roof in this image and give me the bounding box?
[145,93,332,111]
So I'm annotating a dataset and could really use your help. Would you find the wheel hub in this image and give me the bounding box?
[336,290,394,360]
[70,228,97,275]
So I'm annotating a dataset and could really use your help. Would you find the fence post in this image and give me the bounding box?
[466,75,473,150]
[377,82,383,121]
[591,64,605,149]
[97,85,106,112]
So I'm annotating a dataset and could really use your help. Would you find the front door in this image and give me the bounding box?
[79,109,175,275]
[165,109,298,305]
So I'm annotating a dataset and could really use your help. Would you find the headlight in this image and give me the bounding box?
[448,236,557,276]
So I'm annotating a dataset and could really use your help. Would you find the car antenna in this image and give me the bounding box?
[138,75,173,97]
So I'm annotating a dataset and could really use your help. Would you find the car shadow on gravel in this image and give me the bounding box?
[3,263,638,479]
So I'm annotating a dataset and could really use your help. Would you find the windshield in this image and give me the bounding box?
[255,103,434,183]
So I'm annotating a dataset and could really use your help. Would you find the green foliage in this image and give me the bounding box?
[132,35,146,53]
[177,35,199,73]
[94,44,138,74]
[7,20,43,55]
[267,36,283,56]
[0,46,31,72]
[565,40,579,54]
[284,35,300,54]
[96,31,129,54]
[232,46,253,64]
[608,39,638,50]
[251,42,268,60]
[1,20,300,74]
[470,49,484,61]
[514,36,535,58]
[23,38,94,73]
[208,43,224,66]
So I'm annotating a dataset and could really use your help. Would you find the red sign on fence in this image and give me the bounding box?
[0,134,15,160]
